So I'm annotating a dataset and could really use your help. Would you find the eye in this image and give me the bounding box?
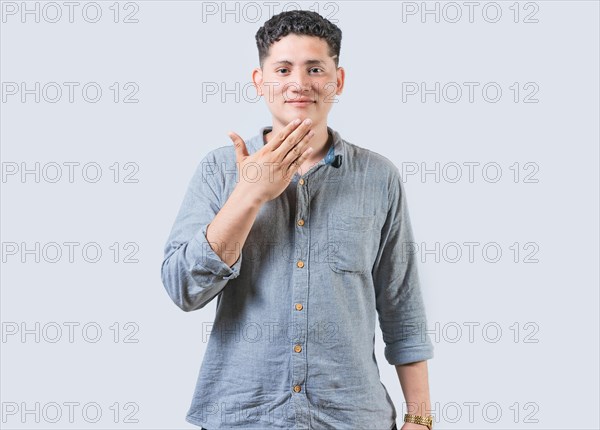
[276,68,289,74]
[309,67,323,73]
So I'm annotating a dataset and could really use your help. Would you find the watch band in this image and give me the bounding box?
[404,413,433,430]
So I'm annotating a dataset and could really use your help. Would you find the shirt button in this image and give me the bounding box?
[294,344,302,353]
[293,385,302,393]
[296,260,304,268]
[299,178,305,185]
[297,219,305,226]
[295,303,303,311]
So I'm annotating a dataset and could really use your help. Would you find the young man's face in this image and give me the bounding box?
[252,34,345,130]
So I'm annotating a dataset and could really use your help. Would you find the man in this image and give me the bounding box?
[161,10,434,430]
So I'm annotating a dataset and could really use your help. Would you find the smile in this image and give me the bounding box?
[285,100,316,106]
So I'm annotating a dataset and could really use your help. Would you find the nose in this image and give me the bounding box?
[291,70,312,93]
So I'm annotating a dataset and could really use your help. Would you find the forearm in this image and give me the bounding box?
[205,184,264,267]
[395,360,431,418]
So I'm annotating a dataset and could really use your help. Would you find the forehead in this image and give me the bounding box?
[266,34,330,61]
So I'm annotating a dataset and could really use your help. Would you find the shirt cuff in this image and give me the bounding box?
[190,223,242,280]
[385,340,434,366]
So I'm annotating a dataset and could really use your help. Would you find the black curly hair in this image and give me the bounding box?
[255,10,342,69]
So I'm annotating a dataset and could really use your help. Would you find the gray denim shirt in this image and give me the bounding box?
[161,125,434,429]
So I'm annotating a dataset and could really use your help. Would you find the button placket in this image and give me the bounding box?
[290,173,310,426]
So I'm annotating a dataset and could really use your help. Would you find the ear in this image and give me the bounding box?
[252,67,264,96]
[335,66,345,95]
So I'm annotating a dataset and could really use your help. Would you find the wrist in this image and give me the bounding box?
[232,184,265,209]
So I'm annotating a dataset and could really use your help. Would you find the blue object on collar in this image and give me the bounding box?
[324,139,335,165]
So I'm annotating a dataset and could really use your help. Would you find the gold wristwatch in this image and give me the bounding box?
[404,413,433,430]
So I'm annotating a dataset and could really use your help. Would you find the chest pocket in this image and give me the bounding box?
[327,214,378,274]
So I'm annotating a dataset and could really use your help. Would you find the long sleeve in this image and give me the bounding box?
[372,170,434,365]
[160,150,243,312]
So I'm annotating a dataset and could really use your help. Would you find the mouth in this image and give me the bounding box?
[285,99,316,106]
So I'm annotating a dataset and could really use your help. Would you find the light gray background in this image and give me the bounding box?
[1,1,599,429]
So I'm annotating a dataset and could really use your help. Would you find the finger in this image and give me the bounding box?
[228,131,248,161]
[273,118,313,160]
[282,129,314,166]
[285,144,314,179]
[286,134,314,175]
[264,118,304,152]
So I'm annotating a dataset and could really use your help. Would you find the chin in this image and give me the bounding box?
[274,113,306,124]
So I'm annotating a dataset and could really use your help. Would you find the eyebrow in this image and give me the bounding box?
[271,59,327,67]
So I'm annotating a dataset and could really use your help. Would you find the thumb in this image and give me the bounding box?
[227,131,249,161]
